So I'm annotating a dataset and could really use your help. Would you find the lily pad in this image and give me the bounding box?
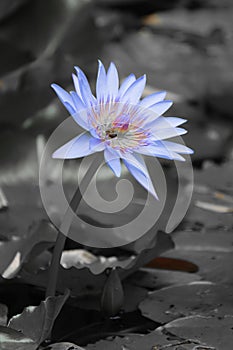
[0,220,57,279]
[8,290,69,345]
[21,231,173,296]
[173,228,233,253]
[163,248,233,286]
[139,282,233,324]
[45,343,84,350]
[127,267,201,290]
[86,329,199,350]
[0,326,37,350]
[185,160,233,229]
[163,315,233,350]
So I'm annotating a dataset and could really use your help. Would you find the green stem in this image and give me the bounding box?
[45,155,102,299]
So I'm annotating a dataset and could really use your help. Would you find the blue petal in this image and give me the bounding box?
[89,126,100,139]
[70,91,85,111]
[96,60,108,103]
[72,73,82,100]
[52,132,99,159]
[118,73,136,98]
[107,62,119,99]
[122,152,158,199]
[104,147,121,177]
[135,144,186,161]
[69,92,89,130]
[121,75,146,104]
[139,91,166,108]
[75,66,95,107]
[168,152,185,161]
[89,137,105,152]
[148,100,173,117]
[152,127,187,140]
[146,117,187,130]
[51,84,76,115]
[162,141,194,154]
[135,143,174,159]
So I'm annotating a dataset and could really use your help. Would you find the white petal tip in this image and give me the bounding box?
[51,83,58,90]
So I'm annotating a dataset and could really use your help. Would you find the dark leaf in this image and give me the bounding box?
[128,267,201,290]
[20,232,173,297]
[173,228,233,252]
[185,160,233,229]
[8,290,69,345]
[163,248,233,286]
[44,342,84,350]
[0,220,57,279]
[139,282,233,324]
[163,315,233,349]
[0,326,37,350]
[85,328,198,350]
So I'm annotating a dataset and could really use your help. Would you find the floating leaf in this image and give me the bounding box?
[185,160,233,229]
[163,315,233,349]
[60,249,136,275]
[173,228,233,253]
[128,267,201,291]
[85,328,199,350]
[44,342,85,350]
[164,248,233,286]
[0,326,37,350]
[139,282,233,324]
[195,200,233,213]
[21,232,173,297]
[0,220,57,279]
[8,290,69,345]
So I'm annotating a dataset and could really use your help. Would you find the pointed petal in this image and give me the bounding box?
[75,66,95,107]
[121,75,146,104]
[147,116,187,130]
[118,73,136,98]
[162,140,194,154]
[70,91,85,111]
[104,147,121,177]
[152,127,187,140]
[140,91,166,108]
[51,84,75,115]
[96,60,108,103]
[69,92,89,130]
[122,153,158,199]
[168,152,186,161]
[72,73,82,100]
[135,143,186,161]
[107,62,119,99]
[147,100,173,118]
[135,142,174,159]
[52,132,99,159]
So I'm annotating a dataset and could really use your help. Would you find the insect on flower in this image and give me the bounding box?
[51,60,193,199]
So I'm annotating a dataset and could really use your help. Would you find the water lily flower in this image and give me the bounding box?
[51,61,193,199]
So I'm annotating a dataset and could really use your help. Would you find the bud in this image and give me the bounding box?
[101,268,124,317]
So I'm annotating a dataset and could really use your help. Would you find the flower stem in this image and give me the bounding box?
[45,155,102,299]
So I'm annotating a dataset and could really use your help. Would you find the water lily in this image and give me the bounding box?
[51,61,193,199]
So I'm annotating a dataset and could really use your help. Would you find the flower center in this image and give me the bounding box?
[106,129,118,139]
[89,102,150,151]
